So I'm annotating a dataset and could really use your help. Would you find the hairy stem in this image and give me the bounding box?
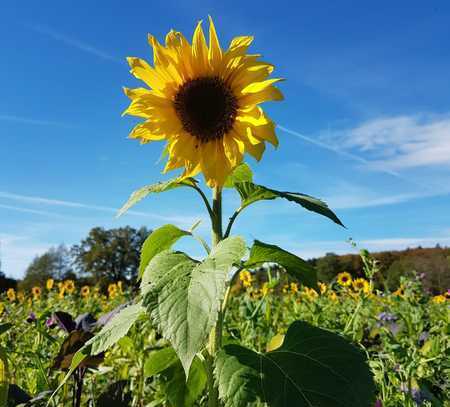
[207,186,223,407]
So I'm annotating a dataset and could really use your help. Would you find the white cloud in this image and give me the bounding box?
[0,114,71,127]
[0,191,202,227]
[26,24,121,64]
[332,113,450,171]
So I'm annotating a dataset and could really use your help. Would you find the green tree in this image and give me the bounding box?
[72,226,150,284]
[20,245,72,290]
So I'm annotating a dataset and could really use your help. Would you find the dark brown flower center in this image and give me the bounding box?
[174,76,238,142]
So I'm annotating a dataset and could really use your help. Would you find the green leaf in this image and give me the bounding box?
[144,347,179,378]
[161,357,207,407]
[117,177,196,218]
[234,182,344,226]
[224,163,253,188]
[0,323,12,336]
[141,236,247,376]
[215,320,375,407]
[139,224,191,277]
[87,303,145,355]
[245,240,317,288]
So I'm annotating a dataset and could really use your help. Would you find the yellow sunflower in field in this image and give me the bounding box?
[80,286,90,298]
[432,294,446,304]
[239,270,253,288]
[46,278,54,291]
[123,17,283,187]
[352,278,370,294]
[31,286,41,300]
[6,288,16,302]
[108,283,118,299]
[337,272,352,287]
[64,280,75,294]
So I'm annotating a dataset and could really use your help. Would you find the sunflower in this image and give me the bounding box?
[239,270,253,288]
[6,288,16,302]
[432,294,446,304]
[123,17,283,187]
[80,286,90,298]
[393,285,405,298]
[303,287,318,300]
[328,291,338,302]
[108,283,118,299]
[64,280,75,294]
[337,272,352,287]
[289,282,299,294]
[352,278,370,294]
[46,278,54,291]
[318,282,328,295]
[31,286,41,300]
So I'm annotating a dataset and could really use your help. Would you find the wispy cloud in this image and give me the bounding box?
[0,203,71,218]
[278,124,401,178]
[326,113,450,171]
[0,191,202,226]
[323,181,450,210]
[0,114,71,127]
[26,23,122,64]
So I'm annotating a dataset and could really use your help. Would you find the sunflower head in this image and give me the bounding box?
[31,286,41,299]
[123,17,283,187]
[337,272,352,287]
[6,288,16,302]
[64,280,75,294]
[239,270,253,288]
[432,294,446,304]
[46,278,54,291]
[81,286,90,298]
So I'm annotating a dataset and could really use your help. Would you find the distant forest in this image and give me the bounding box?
[1,226,448,294]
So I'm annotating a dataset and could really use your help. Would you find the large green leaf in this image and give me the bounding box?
[215,320,375,407]
[144,347,179,378]
[161,357,207,407]
[245,240,317,288]
[141,236,247,376]
[234,182,344,226]
[224,163,253,188]
[87,303,145,355]
[117,177,196,217]
[139,224,190,277]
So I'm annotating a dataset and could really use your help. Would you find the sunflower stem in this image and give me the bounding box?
[207,186,223,407]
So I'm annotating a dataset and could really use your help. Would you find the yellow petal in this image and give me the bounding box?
[192,21,208,76]
[241,78,284,95]
[239,86,284,106]
[223,133,244,167]
[126,57,167,94]
[200,140,232,187]
[208,16,222,70]
[230,63,274,92]
[232,128,265,161]
[123,87,151,100]
[250,122,279,147]
[129,122,167,142]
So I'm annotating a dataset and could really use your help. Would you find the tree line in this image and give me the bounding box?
[1,226,449,293]
[0,226,150,292]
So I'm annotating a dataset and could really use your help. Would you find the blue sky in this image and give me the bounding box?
[1,1,450,278]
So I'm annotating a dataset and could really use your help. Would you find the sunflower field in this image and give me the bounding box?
[0,267,449,407]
